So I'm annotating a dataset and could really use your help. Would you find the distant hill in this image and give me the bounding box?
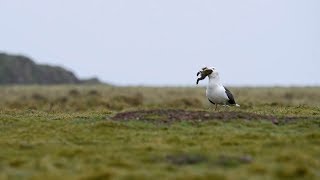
[0,53,101,85]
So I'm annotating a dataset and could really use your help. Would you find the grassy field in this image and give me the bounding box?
[0,85,320,179]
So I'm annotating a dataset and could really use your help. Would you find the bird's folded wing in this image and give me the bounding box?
[224,87,236,104]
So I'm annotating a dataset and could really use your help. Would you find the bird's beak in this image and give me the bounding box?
[202,69,213,76]
[196,68,213,85]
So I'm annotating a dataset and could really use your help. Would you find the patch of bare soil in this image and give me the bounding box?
[111,109,309,124]
[165,153,252,167]
[166,154,208,165]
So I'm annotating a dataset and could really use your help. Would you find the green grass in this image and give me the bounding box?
[0,85,320,179]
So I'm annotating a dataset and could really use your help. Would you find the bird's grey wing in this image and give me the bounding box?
[224,87,236,104]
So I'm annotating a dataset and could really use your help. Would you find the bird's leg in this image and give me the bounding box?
[224,105,229,111]
[215,104,218,111]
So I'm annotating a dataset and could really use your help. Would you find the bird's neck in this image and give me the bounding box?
[207,74,222,88]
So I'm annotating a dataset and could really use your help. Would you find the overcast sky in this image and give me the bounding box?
[0,0,319,86]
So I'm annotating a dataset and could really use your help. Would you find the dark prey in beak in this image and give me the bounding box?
[196,68,213,85]
[196,71,207,84]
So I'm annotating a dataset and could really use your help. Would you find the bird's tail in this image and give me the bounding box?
[235,104,240,107]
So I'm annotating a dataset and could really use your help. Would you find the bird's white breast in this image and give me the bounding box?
[206,85,229,104]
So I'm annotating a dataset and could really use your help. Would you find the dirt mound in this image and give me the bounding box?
[112,109,303,124]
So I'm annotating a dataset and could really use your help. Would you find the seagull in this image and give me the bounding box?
[196,67,240,110]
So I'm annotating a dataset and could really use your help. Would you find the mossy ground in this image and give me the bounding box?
[0,85,319,179]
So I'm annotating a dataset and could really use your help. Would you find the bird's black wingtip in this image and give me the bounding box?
[224,87,236,105]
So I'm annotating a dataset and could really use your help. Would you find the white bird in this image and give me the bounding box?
[196,67,240,110]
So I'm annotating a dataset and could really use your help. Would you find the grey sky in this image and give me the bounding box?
[0,0,319,86]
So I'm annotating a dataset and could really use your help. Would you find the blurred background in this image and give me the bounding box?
[1,2,319,179]
[0,0,319,86]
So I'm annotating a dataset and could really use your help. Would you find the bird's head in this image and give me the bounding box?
[196,67,219,84]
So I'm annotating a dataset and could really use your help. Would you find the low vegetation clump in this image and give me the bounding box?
[0,85,319,179]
